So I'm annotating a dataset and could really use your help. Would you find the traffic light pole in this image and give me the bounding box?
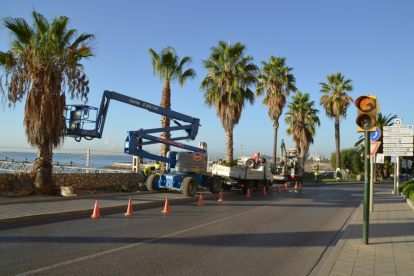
[363,132,370,245]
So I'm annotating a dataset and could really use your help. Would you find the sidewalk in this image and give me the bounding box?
[316,191,414,276]
[0,190,236,226]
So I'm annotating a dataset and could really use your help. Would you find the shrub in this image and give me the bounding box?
[400,179,414,192]
[409,190,414,202]
[402,184,414,196]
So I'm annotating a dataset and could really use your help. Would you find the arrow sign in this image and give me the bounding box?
[384,125,413,130]
[384,137,413,143]
[384,144,412,148]
[384,152,413,156]
[384,130,413,137]
[383,148,413,152]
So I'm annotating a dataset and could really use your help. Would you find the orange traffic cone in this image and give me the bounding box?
[262,186,267,195]
[197,193,205,206]
[161,197,171,213]
[91,200,102,218]
[284,182,288,191]
[277,185,281,193]
[218,190,224,202]
[294,181,298,189]
[246,188,251,198]
[124,198,135,216]
[299,181,302,188]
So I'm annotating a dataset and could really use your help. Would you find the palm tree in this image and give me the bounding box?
[200,41,258,161]
[0,11,95,194]
[148,46,196,166]
[354,113,397,177]
[256,56,297,170]
[319,72,353,169]
[284,91,320,158]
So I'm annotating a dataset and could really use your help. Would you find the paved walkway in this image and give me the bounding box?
[317,191,414,276]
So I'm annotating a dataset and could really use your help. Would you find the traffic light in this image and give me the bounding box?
[355,95,380,132]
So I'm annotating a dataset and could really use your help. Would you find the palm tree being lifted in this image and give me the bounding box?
[319,73,354,169]
[200,41,258,162]
[284,91,320,158]
[0,11,95,194]
[256,56,296,170]
[148,46,196,167]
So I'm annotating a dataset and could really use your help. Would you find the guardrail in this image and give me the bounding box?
[0,160,132,174]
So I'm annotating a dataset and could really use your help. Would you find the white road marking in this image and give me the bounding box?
[16,199,286,276]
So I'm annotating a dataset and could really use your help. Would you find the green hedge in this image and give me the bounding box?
[410,191,414,202]
[402,184,414,196]
[399,179,414,192]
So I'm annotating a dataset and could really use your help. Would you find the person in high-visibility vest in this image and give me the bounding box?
[140,165,155,184]
[336,166,341,182]
[314,165,320,183]
[154,160,161,173]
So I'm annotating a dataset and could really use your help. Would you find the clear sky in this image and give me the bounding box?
[1,0,413,160]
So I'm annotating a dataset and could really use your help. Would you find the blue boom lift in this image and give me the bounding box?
[65,90,222,197]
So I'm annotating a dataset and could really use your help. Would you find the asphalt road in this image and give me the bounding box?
[0,183,391,276]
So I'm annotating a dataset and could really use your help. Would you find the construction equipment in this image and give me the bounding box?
[272,139,304,185]
[65,90,220,197]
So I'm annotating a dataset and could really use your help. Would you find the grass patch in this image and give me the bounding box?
[302,178,356,182]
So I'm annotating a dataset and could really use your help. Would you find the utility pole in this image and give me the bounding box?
[240,145,243,158]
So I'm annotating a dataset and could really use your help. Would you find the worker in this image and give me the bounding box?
[154,160,161,173]
[336,166,341,182]
[314,165,319,183]
[140,165,155,183]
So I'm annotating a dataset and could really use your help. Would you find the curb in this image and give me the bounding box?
[309,199,363,276]
[0,190,240,227]
[399,193,414,211]
[0,190,156,205]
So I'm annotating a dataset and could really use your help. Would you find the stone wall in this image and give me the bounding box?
[0,173,143,191]
[52,173,143,189]
[0,174,14,191]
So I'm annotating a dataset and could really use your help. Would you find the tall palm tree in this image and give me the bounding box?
[354,113,397,177]
[319,72,353,169]
[148,46,196,166]
[200,41,258,161]
[256,56,297,170]
[0,11,95,194]
[284,91,320,157]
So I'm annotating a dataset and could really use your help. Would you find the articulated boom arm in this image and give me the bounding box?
[66,90,204,164]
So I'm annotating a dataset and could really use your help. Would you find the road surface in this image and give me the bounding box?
[1,183,387,276]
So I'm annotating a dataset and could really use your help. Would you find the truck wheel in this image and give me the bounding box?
[222,183,232,190]
[147,174,161,192]
[242,183,254,194]
[182,177,197,197]
[246,158,256,168]
[209,176,222,194]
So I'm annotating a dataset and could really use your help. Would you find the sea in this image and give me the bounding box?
[0,151,218,173]
[0,151,135,173]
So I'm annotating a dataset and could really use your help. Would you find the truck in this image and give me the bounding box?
[211,153,273,194]
[65,90,222,197]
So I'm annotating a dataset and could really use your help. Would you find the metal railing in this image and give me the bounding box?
[0,160,132,174]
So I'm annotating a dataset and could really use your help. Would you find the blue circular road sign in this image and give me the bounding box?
[365,127,381,142]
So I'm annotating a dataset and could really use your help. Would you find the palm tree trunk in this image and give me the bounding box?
[335,115,341,169]
[160,81,171,168]
[273,121,279,171]
[225,128,234,162]
[32,142,53,195]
